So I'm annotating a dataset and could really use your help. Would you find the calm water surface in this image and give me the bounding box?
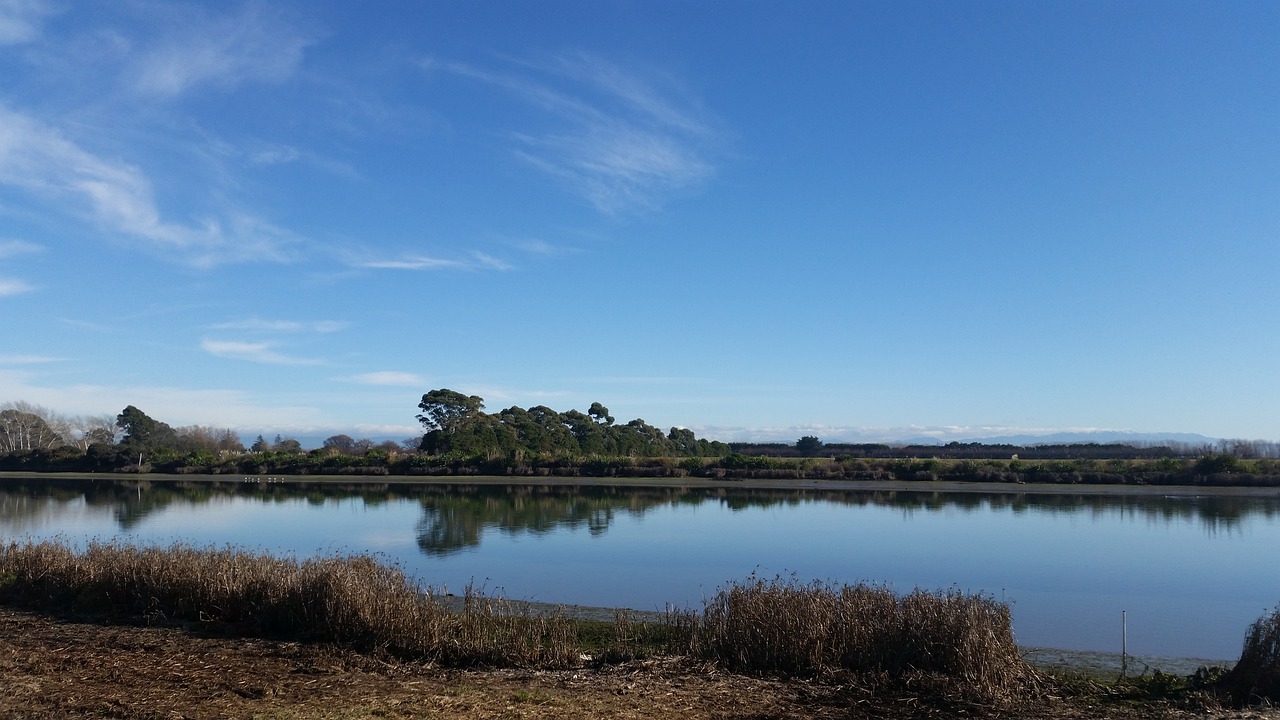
[3,477,1278,661]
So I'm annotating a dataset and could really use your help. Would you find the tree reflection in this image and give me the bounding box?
[413,485,674,555]
[0,479,1276,550]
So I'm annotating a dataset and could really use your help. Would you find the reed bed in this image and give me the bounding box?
[695,576,1039,702]
[2,540,1041,701]
[0,539,576,668]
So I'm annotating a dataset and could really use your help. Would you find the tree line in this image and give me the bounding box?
[414,388,730,459]
[2,393,1279,486]
[733,438,1280,460]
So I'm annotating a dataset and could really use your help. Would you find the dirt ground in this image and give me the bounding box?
[1,609,1277,720]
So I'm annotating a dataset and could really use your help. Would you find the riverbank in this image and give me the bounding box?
[0,607,1270,720]
[7,470,1280,498]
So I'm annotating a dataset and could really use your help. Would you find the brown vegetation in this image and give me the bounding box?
[696,576,1039,703]
[0,540,578,668]
[3,540,1280,718]
[1221,604,1280,705]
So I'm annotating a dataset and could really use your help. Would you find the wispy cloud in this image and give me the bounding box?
[347,371,427,387]
[0,0,56,46]
[355,251,512,271]
[471,252,512,270]
[0,354,62,364]
[212,318,348,333]
[0,239,42,257]
[0,370,324,429]
[443,52,720,213]
[0,105,297,266]
[200,339,321,366]
[0,278,34,297]
[249,145,301,166]
[358,256,464,270]
[130,3,315,98]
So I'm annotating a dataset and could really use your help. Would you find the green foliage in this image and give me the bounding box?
[679,456,706,474]
[795,435,823,455]
[115,405,177,452]
[1195,454,1242,475]
[716,452,773,471]
[417,389,485,434]
[410,388,722,461]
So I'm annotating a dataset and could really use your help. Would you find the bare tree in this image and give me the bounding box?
[66,414,121,450]
[174,426,246,453]
[0,401,67,452]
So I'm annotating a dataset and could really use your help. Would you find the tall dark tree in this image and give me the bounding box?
[796,436,824,455]
[588,402,614,425]
[417,389,485,454]
[115,406,176,452]
[668,427,699,455]
[417,389,485,434]
[562,409,608,454]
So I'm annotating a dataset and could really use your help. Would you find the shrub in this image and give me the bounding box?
[1196,454,1242,475]
[691,575,1038,702]
[1220,604,1280,705]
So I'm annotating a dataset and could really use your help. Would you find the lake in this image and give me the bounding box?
[2,476,1279,662]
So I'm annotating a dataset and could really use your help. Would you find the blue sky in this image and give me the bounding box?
[1,1,1276,444]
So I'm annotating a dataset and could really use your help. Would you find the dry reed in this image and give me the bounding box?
[1220,604,1280,705]
[0,539,576,668]
[693,576,1039,702]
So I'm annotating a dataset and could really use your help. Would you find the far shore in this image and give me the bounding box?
[5,471,1280,498]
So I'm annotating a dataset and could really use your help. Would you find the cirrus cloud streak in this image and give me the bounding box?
[201,339,321,366]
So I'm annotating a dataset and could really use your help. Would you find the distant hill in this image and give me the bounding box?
[948,431,1219,447]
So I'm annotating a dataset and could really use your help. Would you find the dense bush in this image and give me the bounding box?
[1220,604,1280,705]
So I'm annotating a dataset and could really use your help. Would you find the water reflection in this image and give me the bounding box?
[4,476,1278,660]
[1,478,1276,554]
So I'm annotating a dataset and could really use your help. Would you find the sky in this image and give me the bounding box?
[0,0,1277,445]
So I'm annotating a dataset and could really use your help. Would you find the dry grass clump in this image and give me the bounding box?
[695,576,1039,702]
[1219,603,1280,706]
[0,539,575,668]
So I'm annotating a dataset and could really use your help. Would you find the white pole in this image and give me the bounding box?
[1122,610,1128,677]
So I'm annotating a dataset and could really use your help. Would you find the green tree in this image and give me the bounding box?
[668,427,699,456]
[417,389,485,454]
[115,405,177,452]
[588,402,614,425]
[796,436,824,455]
[562,410,607,454]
